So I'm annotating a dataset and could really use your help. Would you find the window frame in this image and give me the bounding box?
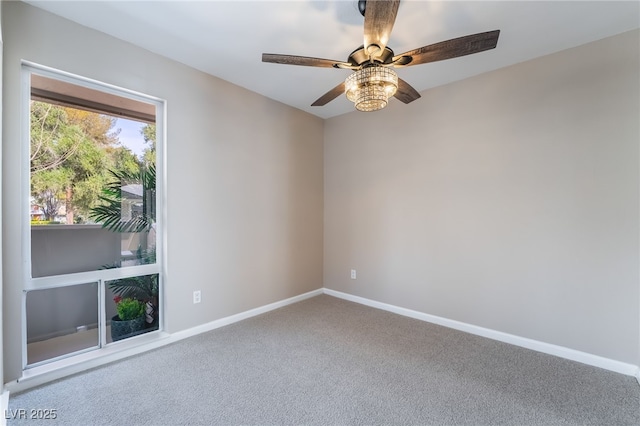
[20,62,166,370]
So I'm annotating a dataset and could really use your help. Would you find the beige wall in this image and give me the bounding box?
[324,29,640,365]
[2,2,323,382]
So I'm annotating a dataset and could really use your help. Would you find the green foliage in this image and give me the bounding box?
[115,298,145,321]
[64,108,120,146]
[89,165,156,233]
[110,273,158,303]
[110,146,142,175]
[31,168,72,221]
[141,124,156,168]
[107,249,159,324]
[30,102,84,174]
[108,248,158,301]
[29,100,144,223]
[30,220,60,225]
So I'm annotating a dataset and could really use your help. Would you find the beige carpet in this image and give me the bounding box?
[9,295,640,425]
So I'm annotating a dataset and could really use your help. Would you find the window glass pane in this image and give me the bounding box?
[106,273,159,343]
[26,282,99,365]
[29,86,156,277]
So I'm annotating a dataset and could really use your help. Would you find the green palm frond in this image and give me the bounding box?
[89,165,155,233]
[109,274,158,301]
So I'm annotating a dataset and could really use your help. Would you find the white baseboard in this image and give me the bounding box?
[170,288,323,341]
[6,288,323,394]
[6,286,636,395]
[323,288,639,378]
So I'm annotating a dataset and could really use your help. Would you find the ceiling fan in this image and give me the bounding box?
[262,0,500,112]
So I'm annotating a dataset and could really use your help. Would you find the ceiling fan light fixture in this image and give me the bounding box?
[345,64,398,112]
[263,1,499,110]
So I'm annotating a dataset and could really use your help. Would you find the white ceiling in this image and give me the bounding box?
[25,1,640,119]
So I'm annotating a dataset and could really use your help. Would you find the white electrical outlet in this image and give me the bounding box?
[350,269,357,279]
[193,290,201,304]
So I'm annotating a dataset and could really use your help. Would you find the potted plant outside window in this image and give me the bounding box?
[110,296,146,341]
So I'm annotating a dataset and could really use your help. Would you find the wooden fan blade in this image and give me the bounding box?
[394,78,421,104]
[311,82,345,106]
[393,30,500,67]
[262,53,345,68]
[363,0,401,59]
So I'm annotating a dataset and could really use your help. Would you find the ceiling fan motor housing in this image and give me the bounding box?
[348,45,395,67]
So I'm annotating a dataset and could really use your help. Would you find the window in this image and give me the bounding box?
[23,64,164,368]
